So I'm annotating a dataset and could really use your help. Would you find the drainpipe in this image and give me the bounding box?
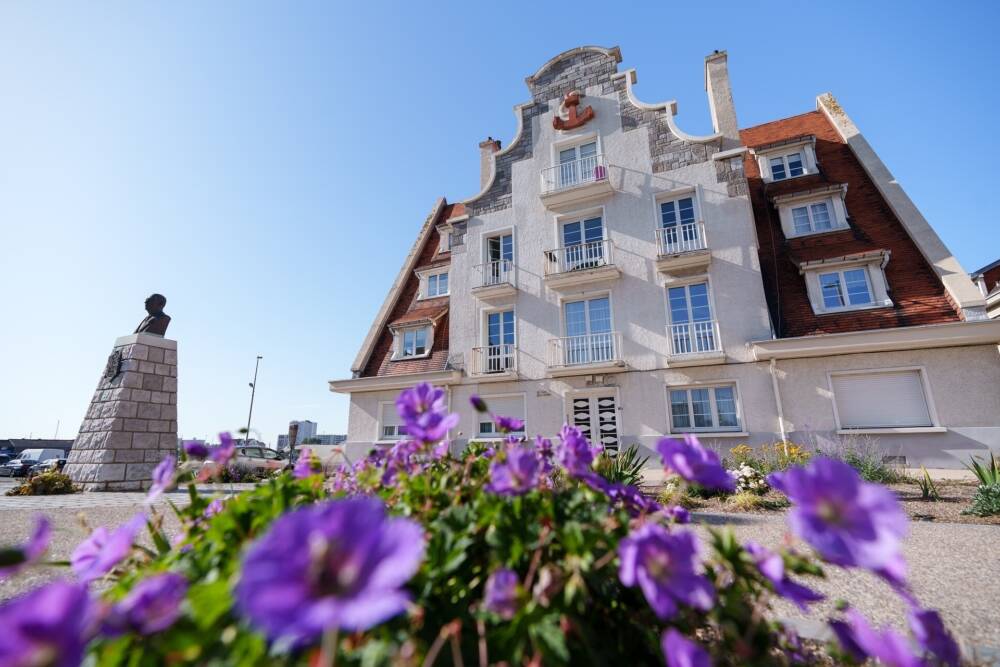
[769,358,788,444]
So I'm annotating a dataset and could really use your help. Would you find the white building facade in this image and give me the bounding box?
[330,47,1000,469]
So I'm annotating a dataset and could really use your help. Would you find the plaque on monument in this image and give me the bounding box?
[63,295,179,491]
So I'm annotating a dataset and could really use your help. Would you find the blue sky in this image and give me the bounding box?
[1,1,997,445]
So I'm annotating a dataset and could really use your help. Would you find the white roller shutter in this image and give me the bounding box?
[478,395,525,435]
[831,370,933,428]
[379,403,404,439]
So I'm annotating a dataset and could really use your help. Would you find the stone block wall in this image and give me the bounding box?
[64,334,178,490]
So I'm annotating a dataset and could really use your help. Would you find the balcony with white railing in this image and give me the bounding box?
[539,155,614,210]
[543,239,621,289]
[666,320,725,365]
[655,221,711,274]
[547,332,625,376]
[469,344,518,379]
[471,259,517,300]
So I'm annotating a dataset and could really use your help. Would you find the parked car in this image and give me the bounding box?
[0,449,66,477]
[233,446,285,474]
[28,458,67,477]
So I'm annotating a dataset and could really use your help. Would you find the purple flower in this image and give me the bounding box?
[485,446,540,496]
[493,415,524,434]
[183,440,209,460]
[293,447,320,479]
[0,516,50,580]
[744,541,824,611]
[605,483,660,516]
[657,435,735,492]
[0,580,95,667]
[235,497,424,645]
[103,573,188,636]
[203,498,225,519]
[534,436,554,459]
[483,568,520,619]
[210,432,236,466]
[830,609,922,667]
[557,425,601,476]
[395,383,458,445]
[145,455,176,504]
[71,513,146,584]
[909,607,960,667]
[618,523,714,620]
[663,505,690,525]
[768,457,907,583]
[469,394,488,413]
[661,628,712,667]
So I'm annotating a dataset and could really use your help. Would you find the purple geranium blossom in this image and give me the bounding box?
[744,541,824,611]
[145,455,176,504]
[469,394,489,413]
[103,573,188,636]
[830,609,922,667]
[493,415,525,434]
[235,497,424,646]
[909,607,960,667]
[556,424,601,476]
[663,505,690,525]
[395,383,459,445]
[605,483,660,516]
[768,457,908,583]
[0,516,50,580]
[619,523,714,620]
[203,498,225,519]
[182,440,209,460]
[0,580,96,667]
[71,513,146,584]
[483,568,520,619]
[485,446,540,496]
[662,628,712,667]
[657,435,735,492]
[210,432,236,466]
[293,448,320,479]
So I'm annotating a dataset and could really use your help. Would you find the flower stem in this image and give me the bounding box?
[321,627,338,667]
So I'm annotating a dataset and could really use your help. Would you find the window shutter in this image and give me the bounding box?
[832,371,932,428]
[380,403,403,437]
[484,395,525,423]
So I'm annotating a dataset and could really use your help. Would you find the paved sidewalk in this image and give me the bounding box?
[692,511,1000,661]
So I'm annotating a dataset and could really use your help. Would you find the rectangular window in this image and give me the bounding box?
[426,272,449,297]
[667,282,717,355]
[558,141,599,188]
[561,216,605,270]
[660,197,696,229]
[831,370,933,429]
[791,201,834,235]
[563,296,614,365]
[669,385,740,432]
[769,151,805,181]
[401,328,428,357]
[379,403,404,441]
[819,268,873,309]
[477,395,526,437]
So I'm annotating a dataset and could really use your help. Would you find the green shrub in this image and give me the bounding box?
[594,444,648,487]
[727,442,811,474]
[965,453,1000,486]
[963,483,1000,517]
[820,439,907,484]
[917,466,940,501]
[5,471,78,496]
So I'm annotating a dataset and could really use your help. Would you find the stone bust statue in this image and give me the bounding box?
[134,293,171,337]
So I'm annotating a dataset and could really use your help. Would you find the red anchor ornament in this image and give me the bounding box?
[552,90,595,131]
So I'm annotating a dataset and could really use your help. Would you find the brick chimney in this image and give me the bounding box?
[704,51,740,147]
[479,137,501,189]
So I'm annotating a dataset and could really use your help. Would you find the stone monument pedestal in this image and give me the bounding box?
[65,334,178,491]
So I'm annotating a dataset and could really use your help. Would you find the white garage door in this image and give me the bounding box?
[831,370,933,429]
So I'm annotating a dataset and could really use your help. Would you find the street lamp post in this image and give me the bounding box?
[245,355,263,446]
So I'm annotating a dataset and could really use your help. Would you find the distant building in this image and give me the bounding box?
[276,432,345,449]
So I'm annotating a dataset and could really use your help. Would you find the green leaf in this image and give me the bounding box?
[187,579,233,629]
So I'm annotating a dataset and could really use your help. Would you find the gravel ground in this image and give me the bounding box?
[1,490,997,662]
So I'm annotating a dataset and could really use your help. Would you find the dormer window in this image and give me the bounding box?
[754,138,818,183]
[798,250,893,315]
[417,266,450,299]
[398,327,428,358]
[772,184,850,239]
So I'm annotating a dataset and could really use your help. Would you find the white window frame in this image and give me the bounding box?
[756,140,818,183]
[391,325,433,360]
[475,392,527,439]
[550,132,602,170]
[775,191,849,239]
[800,255,893,315]
[556,208,607,248]
[480,306,517,348]
[482,226,516,264]
[416,266,450,300]
[652,186,707,245]
[376,401,405,443]
[826,367,945,435]
[665,381,745,435]
[559,290,615,339]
